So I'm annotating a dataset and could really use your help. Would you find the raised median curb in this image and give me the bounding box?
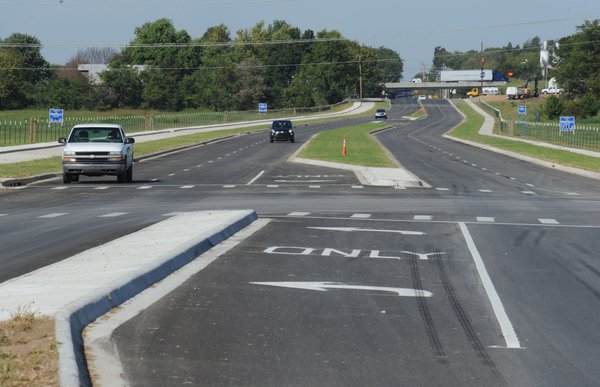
[0,210,258,386]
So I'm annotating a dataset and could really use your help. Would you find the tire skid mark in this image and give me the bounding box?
[433,252,503,379]
[409,250,448,363]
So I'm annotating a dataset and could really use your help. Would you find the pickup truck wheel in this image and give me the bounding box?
[117,170,126,183]
[125,165,133,183]
[63,173,72,184]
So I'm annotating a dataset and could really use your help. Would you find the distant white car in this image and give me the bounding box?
[411,78,423,83]
[418,95,427,100]
[542,86,561,95]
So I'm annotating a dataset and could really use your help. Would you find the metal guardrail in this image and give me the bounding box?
[0,102,347,147]
[478,100,600,152]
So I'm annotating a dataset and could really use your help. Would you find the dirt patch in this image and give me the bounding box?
[0,316,58,386]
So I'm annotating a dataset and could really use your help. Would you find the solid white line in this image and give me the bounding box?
[459,222,521,349]
[247,170,265,185]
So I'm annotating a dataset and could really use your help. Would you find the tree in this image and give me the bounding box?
[0,49,27,109]
[101,65,144,108]
[2,33,51,85]
[555,20,600,97]
[374,46,403,83]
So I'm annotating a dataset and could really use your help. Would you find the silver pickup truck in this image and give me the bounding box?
[58,124,135,184]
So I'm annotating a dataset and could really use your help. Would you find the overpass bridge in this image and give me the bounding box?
[384,81,507,91]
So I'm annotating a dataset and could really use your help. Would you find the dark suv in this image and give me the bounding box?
[269,120,295,143]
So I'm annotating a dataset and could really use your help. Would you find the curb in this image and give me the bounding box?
[55,210,258,386]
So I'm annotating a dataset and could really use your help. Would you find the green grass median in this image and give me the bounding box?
[298,122,396,167]
[448,100,600,173]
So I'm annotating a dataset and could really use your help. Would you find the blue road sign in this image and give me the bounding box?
[559,116,575,132]
[49,109,64,123]
[258,103,267,113]
[480,71,486,79]
[518,105,527,115]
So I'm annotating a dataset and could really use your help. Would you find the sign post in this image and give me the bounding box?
[518,105,527,135]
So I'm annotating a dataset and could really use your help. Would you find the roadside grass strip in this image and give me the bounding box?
[449,100,600,173]
[298,122,396,167]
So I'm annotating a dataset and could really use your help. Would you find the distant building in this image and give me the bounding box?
[77,64,146,85]
[77,64,108,85]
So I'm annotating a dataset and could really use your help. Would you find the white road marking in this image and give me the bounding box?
[459,222,521,349]
[250,282,432,297]
[267,185,279,188]
[539,218,559,224]
[223,185,236,188]
[0,214,7,217]
[526,183,535,187]
[309,185,321,189]
[351,213,371,219]
[52,186,68,190]
[478,189,493,193]
[351,185,364,189]
[399,251,446,260]
[477,217,496,222]
[436,188,449,191]
[183,169,190,172]
[94,186,109,190]
[38,213,68,219]
[169,173,176,176]
[521,191,536,195]
[247,170,265,185]
[566,192,581,196]
[137,186,152,190]
[288,212,310,216]
[180,185,194,189]
[414,215,433,220]
[308,226,424,236]
[99,212,128,218]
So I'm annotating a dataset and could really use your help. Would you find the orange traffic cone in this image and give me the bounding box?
[342,136,347,156]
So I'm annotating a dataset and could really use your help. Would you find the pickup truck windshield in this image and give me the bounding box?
[68,128,122,143]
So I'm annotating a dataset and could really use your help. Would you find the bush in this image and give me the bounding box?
[579,94,600,118]
[543,95,564,119]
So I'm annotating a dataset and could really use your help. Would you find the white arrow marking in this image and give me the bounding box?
[307,227,424,236]
[250,282,432,297]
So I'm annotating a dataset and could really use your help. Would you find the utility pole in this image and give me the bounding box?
[358,56,363,99]
[480,42,484,96]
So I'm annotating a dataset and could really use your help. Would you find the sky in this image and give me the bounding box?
[1,0,600,80]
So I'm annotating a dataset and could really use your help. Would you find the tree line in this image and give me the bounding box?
[426,20,600,119]
[0,19,403,112]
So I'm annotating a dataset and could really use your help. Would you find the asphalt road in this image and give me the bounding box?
[1,97,600,385]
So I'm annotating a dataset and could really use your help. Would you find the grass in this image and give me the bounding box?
[0,307,58,387]
[449,100,600,172]
[298,121,396,167]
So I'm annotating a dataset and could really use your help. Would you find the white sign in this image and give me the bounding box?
[49,108,64,123]
[258,103,267,113]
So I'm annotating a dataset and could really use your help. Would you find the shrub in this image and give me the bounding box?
[543,95,564,119]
